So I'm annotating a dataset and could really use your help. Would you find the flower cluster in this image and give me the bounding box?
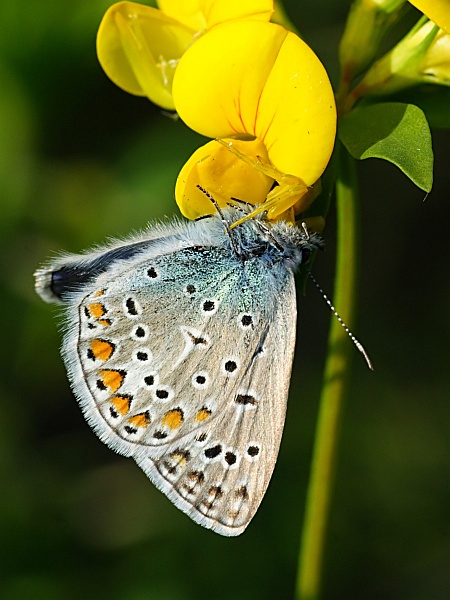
[97,1,337,224]
[339,0,450,110]
[97,0,448,223]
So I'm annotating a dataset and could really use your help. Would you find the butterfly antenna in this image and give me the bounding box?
[229,196,254,210]
[196,186,240,256]
[308,272,374,370]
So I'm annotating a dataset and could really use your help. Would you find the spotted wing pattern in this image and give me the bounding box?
[63,244,297,536]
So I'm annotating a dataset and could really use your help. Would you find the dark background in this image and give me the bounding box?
[1,1,449,598]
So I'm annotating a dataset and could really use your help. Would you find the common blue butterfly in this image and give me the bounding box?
[35,208,322,536]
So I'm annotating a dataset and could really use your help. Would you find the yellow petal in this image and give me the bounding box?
[420,27,450,82]
[175,138,274,219]
[157,0,206,30]
[97,2,195,110]
[257,30,336,185]
[409,0,450,34]
[172,21,336,187]
[158,0,273,30]
[173,22,287,136]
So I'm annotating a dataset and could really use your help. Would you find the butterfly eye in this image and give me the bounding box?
[301,247,311,263]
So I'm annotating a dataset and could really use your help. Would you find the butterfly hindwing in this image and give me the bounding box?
[62,238,297,536]
[36,213,323,535]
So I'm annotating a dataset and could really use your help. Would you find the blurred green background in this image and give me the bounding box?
[1,1,449,599]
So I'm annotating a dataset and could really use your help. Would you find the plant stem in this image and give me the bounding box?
[295,146,360,600]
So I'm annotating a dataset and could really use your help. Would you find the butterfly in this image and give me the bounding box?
[34,207,323,536]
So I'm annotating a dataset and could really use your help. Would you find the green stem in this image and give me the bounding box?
[295,146,360,600]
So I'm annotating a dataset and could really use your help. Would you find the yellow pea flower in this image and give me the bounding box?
[175,138,274,220]
[172,20,336,222]
[157,0,273,30]
[97,0,273,110]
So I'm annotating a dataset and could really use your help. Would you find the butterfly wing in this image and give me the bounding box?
[47,227,298,536]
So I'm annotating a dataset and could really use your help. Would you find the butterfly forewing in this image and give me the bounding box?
[36,213,322,536]
[64,242,297,536]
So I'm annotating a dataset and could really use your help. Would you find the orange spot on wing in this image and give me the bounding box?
[90,339,114,361]
[162,409,184,430]
[195,408,212,422]
[128,412,150,428]
[98,319,111,327]
[171,452,188,466]
[87,302,106,318]
[99,369,125,392]
[111,395,132,415]
[94,289,105,297]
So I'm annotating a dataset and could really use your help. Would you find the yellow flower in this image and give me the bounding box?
[408,0,450,34]
[175,138,274,220]
[97,0,273,110]
[172,20,336,221]
[157,0,274,30]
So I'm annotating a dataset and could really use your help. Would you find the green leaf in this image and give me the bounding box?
[339,102,433,192]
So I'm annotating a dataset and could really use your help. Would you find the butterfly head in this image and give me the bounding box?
[216,205,324,270]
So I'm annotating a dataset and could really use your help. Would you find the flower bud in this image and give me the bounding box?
[353,17,448,98]
[339,0,406,83]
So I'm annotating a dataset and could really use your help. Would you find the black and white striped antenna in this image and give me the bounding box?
[308,271,374,371]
